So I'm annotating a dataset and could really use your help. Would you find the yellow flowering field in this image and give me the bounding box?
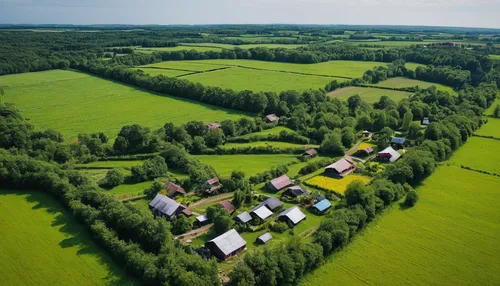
[305,174,371,195]
[357,142,376,151]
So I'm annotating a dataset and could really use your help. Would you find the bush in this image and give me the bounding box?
[270,221,289,233]
[404,190,419,207]
[100,168,124,188]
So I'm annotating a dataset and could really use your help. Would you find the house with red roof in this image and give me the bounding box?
[324,157,356,178]
[164,181,185,199]
[203,176,222,195]
[267,174,293,192]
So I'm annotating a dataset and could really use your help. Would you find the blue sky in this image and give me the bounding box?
[0,0,499,28]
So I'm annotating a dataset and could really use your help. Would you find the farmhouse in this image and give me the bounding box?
[267,174,293,192]
[148,194,187,219]
[234,212,252,224]
[218,200,236,215]
[202,176,222,195]
[301,149,318,158]
[264,114,279,123]
[278,206,306,228]
[391,137,406,149]
[324,158,356,178]
[206,123,221,130]
[284,185,309,198]
[256,232,273,244]
[377,146,401,162]
[205,229,247,261]
[312,199,332,214]
[164,181,185,198]
[250,205,273,222]
[253,197,284,212]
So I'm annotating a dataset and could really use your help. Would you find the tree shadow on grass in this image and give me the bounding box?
[0,189,138,286]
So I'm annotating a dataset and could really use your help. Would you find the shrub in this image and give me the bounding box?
[100,168,124,188]
[270,221,289,233]
[404,190,419,207]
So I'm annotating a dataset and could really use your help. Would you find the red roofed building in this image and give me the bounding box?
[206,123,221,130]
[324,158,356,178]
[267,174,293,192]
[301,149,318,158]
[203,176,222,195]
[165,182,185,198]
[218,200,236,214]
[182,208,193,217]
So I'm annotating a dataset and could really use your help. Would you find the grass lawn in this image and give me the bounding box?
[137,46,224,53]
[329,86,412,103]
[305,174,371,195]
[450,137,500,175]
[140,61,229,72]
[76,160,144,169]
[485,98,500,116]
[182,67,334,92]
[222,141,319,150]
[475,117,500,138]
[0,190,133,285]
[488,54,500,60]
[193,154,298,178]
[373,77,456,95]
[135,68,194,77]
[302,166,500,285]
[0,70,250,141]
[239,126,297,138]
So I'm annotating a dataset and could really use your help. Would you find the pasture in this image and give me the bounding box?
[135,68,194,77]
[239,126,297,138]
[450,137,500,175]
[0,70,250,141]
[193,154,298,177]
[222,141,319,150]
[374,77,456,95]
[302,166,500,285]
[329,86,412,103]
[305,174,371,195]
[484,99,500,116]
[0,190,132,285]
[475,117,500,138]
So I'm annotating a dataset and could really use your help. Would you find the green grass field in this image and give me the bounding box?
[374,77,456,95]
[0,70,250,141]
[239,126,297,138]
[485,98,500,116]
[302,165,500,285]
[450,137,500,174]
[0,190,133,285]
[76,160,144,169]
[141,61,229,72]
[193,154,298,177]
[182,67,334,92]
[222,141,319,150]
[329,86,412,103]
[475,118,500,138]
[489,54,500,60]
[136,68,194,77]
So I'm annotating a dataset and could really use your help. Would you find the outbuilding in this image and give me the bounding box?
[148,194,186,219]
[195,215,210,227]
[391,137,406,149]
[203,176,222,195]
[284,185,309,198]
[324,158,356,178]
[312,199,332,214]
[205,229,247,261]
[277,206,306,228]
[234,212,252,224]
[256,232,273,244]
[264,114,279,123]
[267,174,293,192]
[164,181,185,199]
[377,146,401,162]
[218,200,236,215]
[301,149,318,158]
[250,205,273,222]
[252,197,284,213]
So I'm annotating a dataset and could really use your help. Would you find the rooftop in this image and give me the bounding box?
[325,158,355,173]
[269,174,293,191]
[148,194,181,217]
[313,199,332,212]
[235,212,252,223]
[207,229,246,256]
[251,205,273,220]
[257,232,273,244]
[278,206,306,225]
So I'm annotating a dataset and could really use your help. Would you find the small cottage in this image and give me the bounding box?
[391,137,406,149]
[148,194,187,219]
[250,205,273,222]
[278,206,306,228]
[252,197,284,213]
[301,149,318,159]
[324,158,356,178]
[267,174,293,192]
[264,114,279,123]
[203,176,222,195]
[284,185,309,198]
[234,212,252,224]
[206,123,221,130]
[205,229,246,261]
[377,146,401,162]
[256,232,273,244]
[218,200,236,215]
[195,215,210,227]
[312,199,332,214]
[164,182,185,199]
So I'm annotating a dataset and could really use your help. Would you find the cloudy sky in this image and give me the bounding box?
[0,0,499,28]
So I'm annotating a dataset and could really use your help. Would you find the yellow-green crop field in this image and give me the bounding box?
[0,70,250,141]
[305,174,371,195]
[450,137,500,175]
[475,117,500,139]
[374,77,456,95]
[357,142,376,151]
[302,165,500,285]
[329,86,412,103]
[0,190,133,285]
[193,154,298,178]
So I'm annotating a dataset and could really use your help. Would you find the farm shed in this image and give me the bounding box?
[206,123,221,130]
[148,194,186,219]
[235,212,252,223]
[252,197,284,212]
[278,206,306,228]
[377,146,401,162]
[164,181,185,198]
[301,149,318,158]
[203,176,222,195]
[205,229,246,261]
[195,215,210,227]
[422,117,430,125]
[218,200,236,215]
[391,137,406,149]
[267,174,293,192]
[256,232,273,244]
[284,185,309,198]
[362,147,374,155]
[250,205,273,222]
[264,114,279,123]
[312,199,332,214]
[362,130,371,137]
[324,158,356,178]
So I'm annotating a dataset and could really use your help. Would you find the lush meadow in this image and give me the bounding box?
[450,137,500,174]
[222,141,319,150]
[374,77,456,95]
[329,86,413,103]
[302,166,500,285]
[475,118,500,138]
[0,190,133,285]
[0,70,250,141]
